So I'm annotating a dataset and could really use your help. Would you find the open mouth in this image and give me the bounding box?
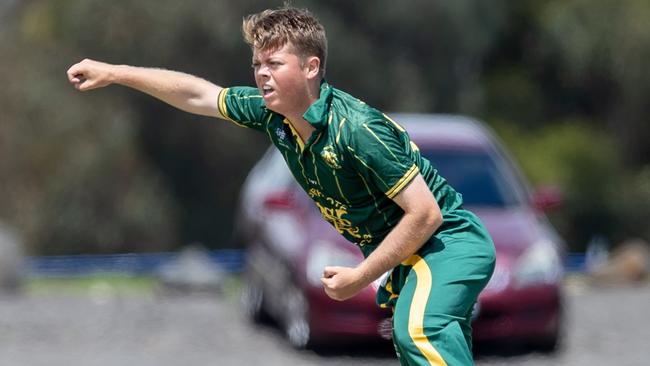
[262,85,275,98]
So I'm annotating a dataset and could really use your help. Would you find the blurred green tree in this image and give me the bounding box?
[539,0,650,165]
[1,0,649,253]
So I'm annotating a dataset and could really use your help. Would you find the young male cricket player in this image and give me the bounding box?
[67,7,495,365]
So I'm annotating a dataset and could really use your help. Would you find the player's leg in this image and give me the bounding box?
[391,333,411,366]
[392,238,494,365]
[392,254,467,366]
[460,304,476,355]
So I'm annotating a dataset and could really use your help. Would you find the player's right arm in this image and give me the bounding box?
[66,59,226,119]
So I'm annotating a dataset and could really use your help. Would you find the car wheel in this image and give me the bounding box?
[284,286,310,349]
[534,326,563,353]
[532,313,563,353]
[535,336,559,353]
[241,279,269,323]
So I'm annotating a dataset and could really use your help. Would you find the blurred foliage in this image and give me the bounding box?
[1,0,649,253]
[539,0,650,165]
[493,120,636,250]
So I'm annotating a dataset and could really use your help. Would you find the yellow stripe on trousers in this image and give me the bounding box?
[402,255,448,366]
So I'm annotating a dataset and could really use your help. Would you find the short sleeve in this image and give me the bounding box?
[347,119,419,199]
[217,86,268,132]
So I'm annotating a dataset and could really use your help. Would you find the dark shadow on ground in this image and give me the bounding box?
[474,340,563,361]
[310,340,396,359]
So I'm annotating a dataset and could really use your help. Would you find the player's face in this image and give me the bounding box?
[252,43,311,116]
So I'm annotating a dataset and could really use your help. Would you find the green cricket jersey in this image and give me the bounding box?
[218,81,466,257]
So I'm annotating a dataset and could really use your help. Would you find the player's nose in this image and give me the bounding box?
[255,64,271,79]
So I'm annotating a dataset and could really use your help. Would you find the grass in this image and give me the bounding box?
[24,273,244,299]
[25,274,159,296]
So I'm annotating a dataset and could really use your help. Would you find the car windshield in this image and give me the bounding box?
[422,149,521,207]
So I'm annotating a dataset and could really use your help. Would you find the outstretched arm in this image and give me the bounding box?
[321,174,442,301]
[66,59,225,119]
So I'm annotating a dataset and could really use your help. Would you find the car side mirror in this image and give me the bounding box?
[532,185,564,212]
[263,191,296,210]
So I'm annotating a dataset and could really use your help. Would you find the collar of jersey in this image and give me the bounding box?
[302,79,333,130]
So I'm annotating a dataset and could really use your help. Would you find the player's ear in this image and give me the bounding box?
[305,56,321,80]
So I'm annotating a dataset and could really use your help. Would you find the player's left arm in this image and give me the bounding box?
[321,173,442,301]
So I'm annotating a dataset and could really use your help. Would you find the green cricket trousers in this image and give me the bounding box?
[377,211,496,366]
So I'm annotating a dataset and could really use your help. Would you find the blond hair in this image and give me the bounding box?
[242,7,327,77]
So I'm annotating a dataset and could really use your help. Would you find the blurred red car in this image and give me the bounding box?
[235,114,565,350]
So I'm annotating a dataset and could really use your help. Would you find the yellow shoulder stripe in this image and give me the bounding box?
[217,88,249,128]
[410,141,420,152]
[217,88,231,120]
[383,113,406,132]
[363,123,401,164]
[386,164,419,199]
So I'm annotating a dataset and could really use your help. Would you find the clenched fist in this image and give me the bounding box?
[66,59,117,91]
[320,266,368,301]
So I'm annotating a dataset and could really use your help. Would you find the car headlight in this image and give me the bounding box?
[514,239,563,288]
[306,240,361,286]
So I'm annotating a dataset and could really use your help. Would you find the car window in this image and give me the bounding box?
[422,149,522,207]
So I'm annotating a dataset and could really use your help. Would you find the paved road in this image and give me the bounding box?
[0,279,648,366]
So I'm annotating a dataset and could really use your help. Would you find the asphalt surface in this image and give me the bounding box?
[0,278,648,366]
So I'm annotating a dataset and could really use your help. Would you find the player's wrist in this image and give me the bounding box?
[108,64,129,85]
[354,263,376,288]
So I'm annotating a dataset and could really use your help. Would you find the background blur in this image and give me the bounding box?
[2,0,650,257]
[2,1,650,365]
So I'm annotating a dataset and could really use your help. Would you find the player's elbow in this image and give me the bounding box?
[425,206,443,231]
[184,84,222,117]
[413,201,442,233]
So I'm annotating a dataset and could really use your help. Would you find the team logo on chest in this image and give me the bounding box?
[274,127,292,149]
[275,127,287,141]
[321,145,341,169]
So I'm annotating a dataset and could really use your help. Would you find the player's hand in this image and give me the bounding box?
[66,59,116,91]
[320,266,368,301]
